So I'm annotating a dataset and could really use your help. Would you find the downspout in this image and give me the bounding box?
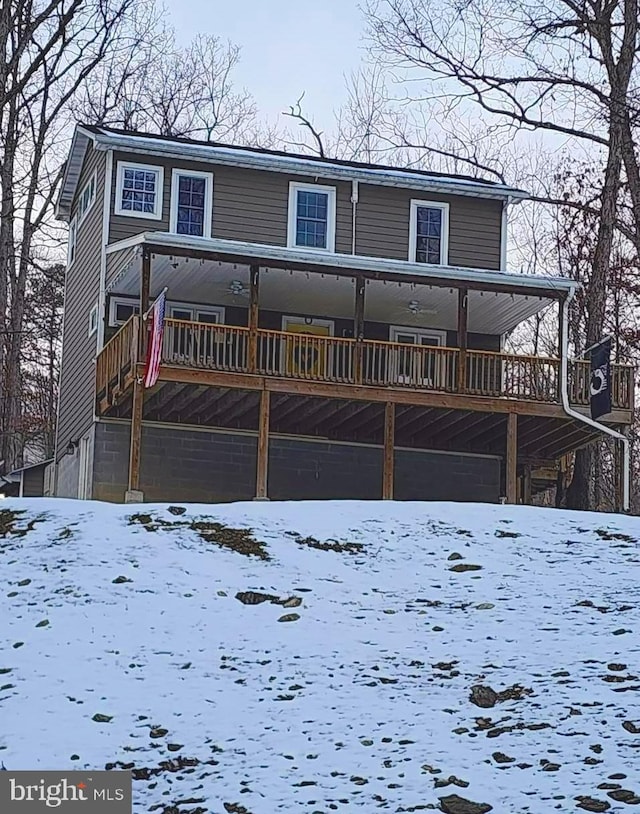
[559,289,630,512]
[351,180,359,255]
[500,196,511,272]
[97,149,114,351]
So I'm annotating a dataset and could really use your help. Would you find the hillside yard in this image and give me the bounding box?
[1,498,639,813]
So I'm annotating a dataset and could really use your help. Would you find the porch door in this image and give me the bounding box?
[168,306,220,365]
[389,328,446,387]
[282,318,332,378]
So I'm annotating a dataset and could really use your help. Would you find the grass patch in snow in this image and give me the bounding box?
[128,512,270,559]
[285,531,364,554]
[0,508,47,539]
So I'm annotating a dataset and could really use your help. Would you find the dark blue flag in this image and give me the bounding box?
[590,338,612,420]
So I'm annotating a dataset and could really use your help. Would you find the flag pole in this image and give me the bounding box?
[143,287,168,321]
[578,334,613,359]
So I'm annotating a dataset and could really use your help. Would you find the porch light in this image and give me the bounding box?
[65,439,79,456]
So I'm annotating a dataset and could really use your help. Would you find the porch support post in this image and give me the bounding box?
[248,265,260,372]
[382,401,395,499]
[522,463,532,505]
[354,276,366,384]
[506,412,518,504]
[140,246,151,358]
[457,287,468,394]
[255,388,270,500]
[126,379,144,501]
[126,246,151,503]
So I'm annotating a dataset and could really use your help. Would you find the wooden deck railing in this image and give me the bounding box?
[97,318,635,411]
[96,314,139,405]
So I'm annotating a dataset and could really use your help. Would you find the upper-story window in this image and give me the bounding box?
[115,162,164,220]
[77,173,97,224]
[287,182,336,252]
[409,200,449,265]
[170,170,213,238]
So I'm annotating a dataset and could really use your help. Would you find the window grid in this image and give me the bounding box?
[176,175,206,236]
[78,175,96,222]
[296,190,328,248]
[120,168,158,215]
[415,206,442,264]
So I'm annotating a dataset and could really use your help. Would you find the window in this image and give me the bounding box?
[77,173,97,224]
[409,200,449,265]
[88,303,98,337]
[167,304,225,361]
[115,162,164,220]
[170,170,213,237]
[108,297,140,326]
[390,326,448,387]
[287,182,336,252]
[67,218,77,266]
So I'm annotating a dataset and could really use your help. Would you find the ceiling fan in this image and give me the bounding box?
[227,280,249,297]
[407,300,437,315]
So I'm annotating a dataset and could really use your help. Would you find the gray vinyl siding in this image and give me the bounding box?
[355,184,503,270]
[108,152,353,252]
[56,142,105,465]
[106,151,501,268]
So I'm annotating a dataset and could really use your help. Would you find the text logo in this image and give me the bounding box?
[0,771,131,813]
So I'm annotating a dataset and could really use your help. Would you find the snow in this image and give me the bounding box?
[1,498,639,813]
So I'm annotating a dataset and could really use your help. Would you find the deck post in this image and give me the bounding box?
[506,412,518,504]
[457,287,468,393]
[354,276,366,384]
[126,378,144,502]
[248,265,260,372]
[255,388,270,500]
[522,463,532,505]
[140,246,151,358]
[382,401,395,499]
[125,246,151,503]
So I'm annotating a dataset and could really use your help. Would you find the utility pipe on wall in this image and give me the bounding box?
[559,289,630,512]
[351,180,359,255]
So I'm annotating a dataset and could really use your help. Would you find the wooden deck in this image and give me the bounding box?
[96,316,635,417]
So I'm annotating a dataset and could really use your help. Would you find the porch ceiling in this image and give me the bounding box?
[106,249,556,335]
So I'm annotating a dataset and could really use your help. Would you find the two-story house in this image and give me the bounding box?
[51,124,634,506]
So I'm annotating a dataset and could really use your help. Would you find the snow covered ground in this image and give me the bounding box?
[1,498,639,813]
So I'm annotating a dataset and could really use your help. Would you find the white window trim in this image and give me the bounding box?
[168,302,225,323]
[287,182,337,253]
[169,169,213,238]
[114,161,164,220]
[88,302,98,337]
[77,171,97,226]
[281,315,335,334]
[108,296,139,326]
[390,325,447,345]
[67,217,77,266]
[408,200,450,265]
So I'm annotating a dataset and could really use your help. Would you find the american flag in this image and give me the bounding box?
[143,290,166,388]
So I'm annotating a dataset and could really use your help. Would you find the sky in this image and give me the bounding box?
[163,0,367,132]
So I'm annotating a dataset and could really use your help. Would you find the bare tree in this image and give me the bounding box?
[76,27,259,142]
[366,0,640,509]
[0,0,148,473]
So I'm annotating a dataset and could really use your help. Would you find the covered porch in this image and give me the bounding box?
[97,234,634,505]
